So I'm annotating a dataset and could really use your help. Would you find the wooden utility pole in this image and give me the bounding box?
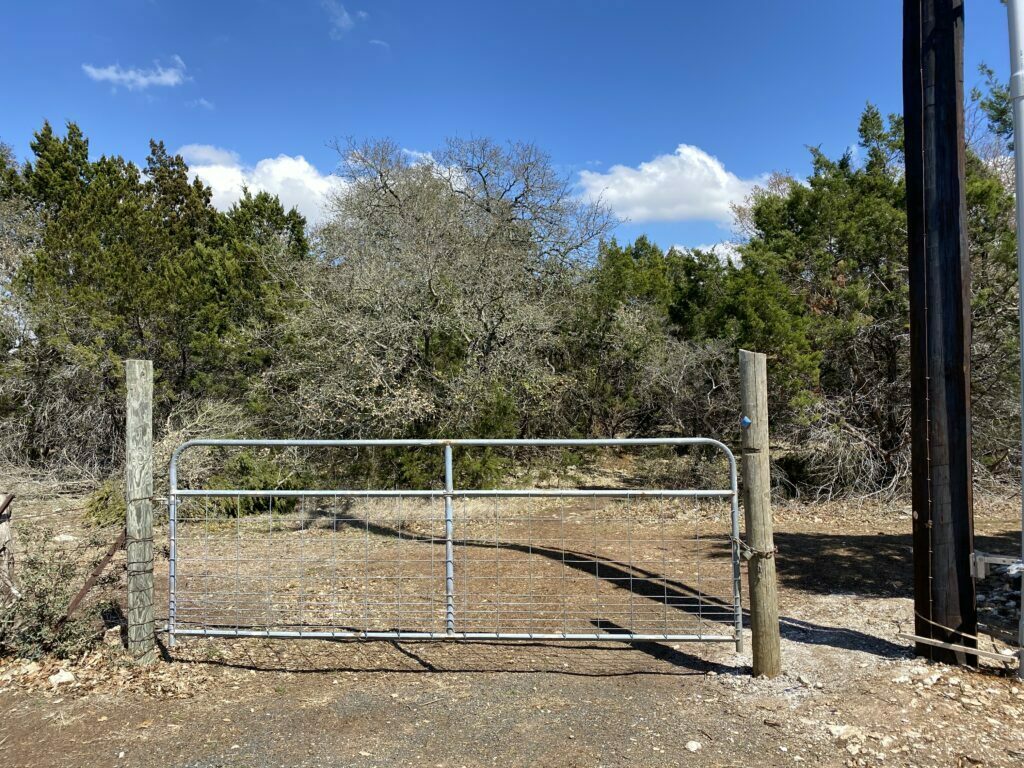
[738,349,781,678]
[903,0,977,665]
[126,359,156,662]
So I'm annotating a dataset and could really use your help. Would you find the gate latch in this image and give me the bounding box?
[731,536,778,560]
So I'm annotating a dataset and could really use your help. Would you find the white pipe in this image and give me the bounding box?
[1005,0,1024,679]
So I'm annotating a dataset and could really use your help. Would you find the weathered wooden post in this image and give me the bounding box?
[738,349,781,677]
[903,0,977,665]
[0,493,17,605]
[125,359,156,662]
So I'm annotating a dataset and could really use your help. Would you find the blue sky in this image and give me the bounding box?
[0,0,1014,247]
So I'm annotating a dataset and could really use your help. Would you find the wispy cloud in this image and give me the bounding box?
[188,97,215,111]
[579,144,762,226]
[369,39,390,50]
[322,0,354,39]
[178,144,344,225]
[82,55,188,91]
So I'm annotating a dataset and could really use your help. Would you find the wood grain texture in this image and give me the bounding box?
[125,359,156,663]
[738,349,781,678]
[903,0,977,666]
[0,493,16,605]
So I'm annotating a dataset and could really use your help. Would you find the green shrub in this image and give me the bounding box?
[0,526,112,659]
[83,476,126,526]
[205,450,306,516]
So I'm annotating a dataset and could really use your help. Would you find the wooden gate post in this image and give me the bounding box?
[125,359,156,662]
[0,493,16,605]
[738,349,781,677]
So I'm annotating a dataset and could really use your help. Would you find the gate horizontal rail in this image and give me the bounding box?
[168,438,743,651]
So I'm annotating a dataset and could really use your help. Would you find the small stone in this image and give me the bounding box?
[102,627,123,647]
[685,741,702,753]
[48,669,75,687]
[828,724,864,742]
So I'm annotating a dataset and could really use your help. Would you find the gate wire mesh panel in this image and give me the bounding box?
[451,495,736,639]
[173,495,449,636]
[168,439,742,648]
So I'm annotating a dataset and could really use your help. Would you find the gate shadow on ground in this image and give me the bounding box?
[166,516,1023,673]
[320,517,912,661]
[164,635,746,677]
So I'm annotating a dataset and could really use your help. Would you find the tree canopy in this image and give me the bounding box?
[0,100,1018,498]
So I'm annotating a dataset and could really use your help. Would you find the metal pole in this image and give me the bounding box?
[729,450,744,654]
[1006,0,1024,680]
[167,439,179,647]
[443,444,456,635]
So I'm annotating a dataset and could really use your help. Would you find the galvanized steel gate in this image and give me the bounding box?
[167,438,742,649]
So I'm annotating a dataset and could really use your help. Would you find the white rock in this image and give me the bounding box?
[685,741,702,753]
[48,669,75,687]
[102,627,123,647]
[828,724,864,742]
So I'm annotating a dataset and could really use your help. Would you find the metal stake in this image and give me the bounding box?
[1006,0,1024,679]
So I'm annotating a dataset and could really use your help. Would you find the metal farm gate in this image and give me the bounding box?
[167,438,743,650]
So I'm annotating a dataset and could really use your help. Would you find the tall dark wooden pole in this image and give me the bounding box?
[903,0,977,666]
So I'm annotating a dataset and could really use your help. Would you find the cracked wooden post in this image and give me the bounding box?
[739,349,781,677]
[126,359,156,663]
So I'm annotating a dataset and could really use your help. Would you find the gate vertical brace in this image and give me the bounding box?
[168,460,178,648]
[903,0,977,666]
[443,444,456,635]
[730,457,744,655]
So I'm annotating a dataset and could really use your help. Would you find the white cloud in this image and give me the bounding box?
[671,241,742,266]
[323,0,355,38]
[189,97,215,111]
[178,144,239,166]
[369,39,391,50]
[401,148,434,164]
[579,144,761,225]
[82,55,187,90]
[178,145,343,225]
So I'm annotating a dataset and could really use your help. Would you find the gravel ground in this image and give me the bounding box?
[1,493,1021,768]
